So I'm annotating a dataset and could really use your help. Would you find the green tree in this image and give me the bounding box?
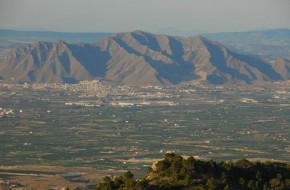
[96,176,114,190]
[247,180,255,189]
[135,179,149,190]
[270,178,280,189]
[236,159,252,169]
[285,179,290,189]
[223,184,230,190]
[239,177,246,187]
[206,178,217,190]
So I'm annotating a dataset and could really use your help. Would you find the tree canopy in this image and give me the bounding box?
[96,153,290,190]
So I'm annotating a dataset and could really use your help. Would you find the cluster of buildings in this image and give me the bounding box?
[0,107,14,118]
[1,80,290,110]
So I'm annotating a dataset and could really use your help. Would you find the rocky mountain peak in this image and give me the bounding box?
[0,31,289,85]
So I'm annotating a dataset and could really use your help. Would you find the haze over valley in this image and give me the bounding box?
[1,0,290,189]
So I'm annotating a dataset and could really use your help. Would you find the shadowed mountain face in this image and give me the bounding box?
[0,31,287,85]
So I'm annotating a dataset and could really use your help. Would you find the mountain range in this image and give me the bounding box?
[0,29,111,50]
[1,28,290,60]
[0,31,289,85]
[203,28,290,60]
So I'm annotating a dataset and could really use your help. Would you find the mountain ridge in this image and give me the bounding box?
[203,28,290,59]
[0,31,288,85]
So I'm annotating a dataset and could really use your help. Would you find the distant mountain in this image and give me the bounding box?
[2,28,289,60]
[203,28,290,60]
[0,31,288,85]
[0,29,112,50]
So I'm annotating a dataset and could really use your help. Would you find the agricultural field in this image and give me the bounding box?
[0,81,289,189]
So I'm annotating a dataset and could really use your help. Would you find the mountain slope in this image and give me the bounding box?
[0,41,95,83]
[272,58,290,79]
[0,31,287,85]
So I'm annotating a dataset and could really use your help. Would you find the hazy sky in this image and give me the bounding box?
[0,0,289,34]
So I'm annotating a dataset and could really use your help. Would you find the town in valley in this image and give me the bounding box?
[0,80,289,189]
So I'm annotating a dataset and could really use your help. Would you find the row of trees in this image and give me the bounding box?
[96,153,290,190]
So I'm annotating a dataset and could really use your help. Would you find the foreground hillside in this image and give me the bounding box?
[1,31,289,85]
[96,153,290,190]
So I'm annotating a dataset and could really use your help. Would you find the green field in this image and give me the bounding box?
[0,82,289,175]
